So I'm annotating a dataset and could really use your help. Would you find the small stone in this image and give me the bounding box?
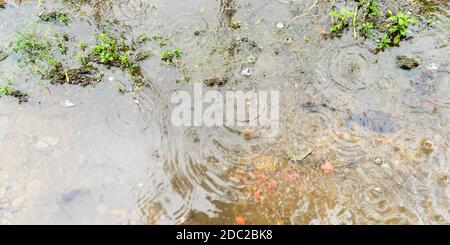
[247,56,256,64]
[276,22,285,30]
[241,127,255,140]
[436,172,448,186]
[108,77,114,81]
[396,56,420,70]
[36,137,59,149]
[283,36,293,44]
[420,139,434,155]
[370,187,384,198]
[426,63,438,70]
[373,157,383,165]
[63,100,76,107]
[241,67,252,77]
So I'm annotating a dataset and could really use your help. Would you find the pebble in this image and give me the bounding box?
[241,67,252,77]
[283,36,293,44]
[36,137,59,149]
[241,127,255,140]
[247,56,256,64]
[370,187,384,198]
[436,171,448,186]
[420,139,434,155]
[63,100,76,107]
[276,22,285,30]
[426,63,438,70]
[373,157,383,165]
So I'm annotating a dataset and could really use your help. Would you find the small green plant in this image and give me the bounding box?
[386,11,417,46]
[358,22,374,38]
[330,7,356,32]
[92,32,131,67]
[93,33,121,63]
[39,10,70,25]
[366,1,380,18]
[375,32,391,49]
[160,48,183,63]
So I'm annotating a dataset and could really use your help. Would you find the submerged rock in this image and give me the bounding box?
[60,188,91,204]
[347,110,396,133]
[396,56,420,70]
[203,77,228,87]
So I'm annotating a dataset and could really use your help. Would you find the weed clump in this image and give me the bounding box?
[92,33,131,68]
[329,1,418,50]
[330,7,356,32]
[0,77,28,103]
[13,31,58,77]
[13,30,102,86]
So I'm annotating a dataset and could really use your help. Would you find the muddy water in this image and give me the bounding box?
[0,0,449,224]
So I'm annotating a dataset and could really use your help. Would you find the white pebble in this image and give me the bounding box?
[426,63,438,70]
[276,22,285,30]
